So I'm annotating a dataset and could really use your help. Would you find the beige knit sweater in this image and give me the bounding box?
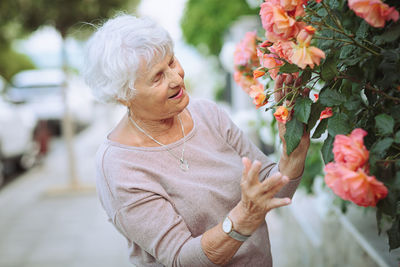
[95,98,301,266]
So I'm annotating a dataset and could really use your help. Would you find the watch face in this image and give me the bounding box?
[222,217,232,233]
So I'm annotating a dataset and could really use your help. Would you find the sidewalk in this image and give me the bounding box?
[0,106,131,267]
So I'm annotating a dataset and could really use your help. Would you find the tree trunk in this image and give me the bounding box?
[61,35,78,187]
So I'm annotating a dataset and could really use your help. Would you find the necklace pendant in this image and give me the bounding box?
[180,159,189,171]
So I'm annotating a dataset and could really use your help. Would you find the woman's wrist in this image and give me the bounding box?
[228,202,265,236]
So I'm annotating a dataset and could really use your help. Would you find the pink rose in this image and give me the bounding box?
[324,163,388,207]
[234,31,259,67]
[348,0,399,28]
[268,40,294,62]
[332,128,369,171]
[257,48,284,80]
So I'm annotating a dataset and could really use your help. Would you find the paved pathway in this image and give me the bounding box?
[0,106,132,267]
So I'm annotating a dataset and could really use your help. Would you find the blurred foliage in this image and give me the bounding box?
[0,45,35,82]
[181,0,258,56]
[300,142,324,194]
[0,0,140,78]
[0,0,140,39]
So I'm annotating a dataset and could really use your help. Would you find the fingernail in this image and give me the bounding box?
[286,199,291,204]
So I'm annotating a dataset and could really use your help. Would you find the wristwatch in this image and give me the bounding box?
[222,216,251,242]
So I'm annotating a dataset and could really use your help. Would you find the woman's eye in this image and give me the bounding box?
[153,74,162,82]
[169,58,175,67]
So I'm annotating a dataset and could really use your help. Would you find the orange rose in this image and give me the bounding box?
[348,0,399,28]
[290,44,325,69]
[332,128,369,171]
[324,163,388,207]
[274,106,290,123]
[296,26,316,47]
[253,68,266,79]
[319,107,333,120]
[250,84,268,109]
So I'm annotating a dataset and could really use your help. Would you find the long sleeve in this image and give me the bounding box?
[101,155,219,267]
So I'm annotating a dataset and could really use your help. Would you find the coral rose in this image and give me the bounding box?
[234,71,260,95]
[257,49,284,80]
[332,128,369,171]
[324,163,388,207]
[260,1,303,41]
[268,40,294,62]
[290,44,325,69]
[250,84,268,109]
[274,106,290,123]
[320,107,333,120]
[348,0,399,28]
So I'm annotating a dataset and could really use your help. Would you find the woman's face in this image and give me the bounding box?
[129,53,189,121]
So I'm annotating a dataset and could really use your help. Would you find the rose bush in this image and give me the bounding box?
[233,0,400,250]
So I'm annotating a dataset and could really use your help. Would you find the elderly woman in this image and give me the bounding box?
[84,15,309,266]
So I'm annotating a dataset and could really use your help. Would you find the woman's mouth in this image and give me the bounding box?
[169,88,183,99]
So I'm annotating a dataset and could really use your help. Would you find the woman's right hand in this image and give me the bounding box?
[229,157,292,236]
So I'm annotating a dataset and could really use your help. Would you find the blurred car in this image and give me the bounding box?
[0,76,40,187]
[6,69,94,135]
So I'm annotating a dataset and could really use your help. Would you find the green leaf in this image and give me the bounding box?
[300,69,312,85]
[307,102,325,132]
[294,97,313,124]
[321,134,334,164]
[374,24,400,44]
[319,88,346,106]
[284,118,304,156]
[328,113,351,136]
[371,138,393,158]
[394,131,400,144]
[321,56,338,81]
[279,63,300,74]
[344,96,362,111]
[375,114,394,136]
[312,119,328,139]
[356,21,369,39]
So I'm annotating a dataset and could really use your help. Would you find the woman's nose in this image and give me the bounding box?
[168,68,184,88]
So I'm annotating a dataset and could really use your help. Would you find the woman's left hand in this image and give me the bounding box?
[273,74,310,178]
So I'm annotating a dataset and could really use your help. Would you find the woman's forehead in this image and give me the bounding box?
[138,52,174,75]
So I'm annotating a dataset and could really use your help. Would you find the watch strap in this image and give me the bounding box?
[224,216,251,242]
[228,229,250,242]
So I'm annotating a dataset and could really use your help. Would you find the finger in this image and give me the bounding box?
[247,160,262,185]
[284,74,293,85]
[261,173,287,193]
[266,197,292,211]
[241,157,252,183]
[262,176,290,198]
[294,76,302,88]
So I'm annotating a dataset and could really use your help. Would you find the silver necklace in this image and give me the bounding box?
[127,111,189,171]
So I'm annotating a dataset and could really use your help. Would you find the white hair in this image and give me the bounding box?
[83,14,174,104]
